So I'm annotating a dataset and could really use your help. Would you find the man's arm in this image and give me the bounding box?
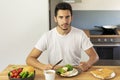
[26,48,52,70]
[79,47,99,71]
[85,47,99,67]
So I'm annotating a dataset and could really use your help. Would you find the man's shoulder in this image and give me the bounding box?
[47,27,56,34]
[43,27,56,37]
[71,26,84,33]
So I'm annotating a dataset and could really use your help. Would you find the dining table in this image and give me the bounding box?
[0,63,120,80]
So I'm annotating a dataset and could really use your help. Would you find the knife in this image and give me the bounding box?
[52,59,63,69]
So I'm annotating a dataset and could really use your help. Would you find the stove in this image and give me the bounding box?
[90,30,103,35]
[89,29,120,44]
[89,29,120,60]
[90,29,118,35]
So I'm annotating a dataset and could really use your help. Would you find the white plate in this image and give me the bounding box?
[57,68,81,77]
[91,69,116,79]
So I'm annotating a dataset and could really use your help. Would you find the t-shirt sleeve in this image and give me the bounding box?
[35,34,47,51]
[81,31,93,50]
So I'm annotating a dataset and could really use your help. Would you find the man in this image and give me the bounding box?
[26,2,99,71]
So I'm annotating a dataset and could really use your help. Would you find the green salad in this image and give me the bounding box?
[56,64,73,74]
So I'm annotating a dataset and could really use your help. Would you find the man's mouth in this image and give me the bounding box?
[62,23,68,26]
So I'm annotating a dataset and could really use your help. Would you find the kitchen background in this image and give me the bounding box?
[0,0,120,71]
[50,0,120,29]
[72,10,120,29]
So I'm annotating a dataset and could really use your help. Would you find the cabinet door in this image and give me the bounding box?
[94,46,113,59]
[113,46,120,60]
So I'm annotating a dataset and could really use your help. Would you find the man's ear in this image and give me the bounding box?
[54,16,57,22]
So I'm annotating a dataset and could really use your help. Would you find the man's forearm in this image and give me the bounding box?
[85,47,99,67]
[87,55,99,67]
[26,57,45,70]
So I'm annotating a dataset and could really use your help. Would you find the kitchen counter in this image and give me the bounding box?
[94,60,120,66]
[83,29,120,38]
[0,63,120,80]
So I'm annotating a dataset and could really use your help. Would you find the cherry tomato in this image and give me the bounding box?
[11,70,17,74]
[13,72,18,77]
[17,68,23,73]
[17,75,20,78]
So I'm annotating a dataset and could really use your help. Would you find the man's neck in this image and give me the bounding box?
[56,26,71,35]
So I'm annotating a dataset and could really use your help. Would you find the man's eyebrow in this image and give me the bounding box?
[59,15,63,17]
[58,15,71,18]
[58,15,65,17]
[59,15,70,17]
[66,15,70,17]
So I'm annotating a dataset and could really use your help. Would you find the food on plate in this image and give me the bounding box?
[60,68,78,76]
[56,64,73,74]
[56,64,79,77]
[64,64,73,71]
[90,68,116,79]
[8,66,35,79]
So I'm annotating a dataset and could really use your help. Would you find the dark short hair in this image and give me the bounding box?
[55,2,72,17]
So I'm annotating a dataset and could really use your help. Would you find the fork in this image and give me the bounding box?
[52,59,63,69]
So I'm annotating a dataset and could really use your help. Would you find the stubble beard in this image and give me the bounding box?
[58,23,71,31]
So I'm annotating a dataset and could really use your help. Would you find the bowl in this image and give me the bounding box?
[8,74,35,80]
[8,68,35,80]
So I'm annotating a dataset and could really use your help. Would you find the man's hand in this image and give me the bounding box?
[41,64,63,70]
[41,64,53,70]
[79,62,91,71]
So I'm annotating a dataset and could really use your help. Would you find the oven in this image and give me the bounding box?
[90,29,120,60]
[93,43,120,60]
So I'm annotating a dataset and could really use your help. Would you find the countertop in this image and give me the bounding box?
[94,60,120,66]
[0,63,120,80]
[83,29,120,38]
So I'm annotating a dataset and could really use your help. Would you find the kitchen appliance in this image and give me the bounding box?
[94,25,117,35]
[94,25,117,29]
[90,29,120,60]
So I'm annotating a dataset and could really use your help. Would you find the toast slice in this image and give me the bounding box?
[90,68,116,79]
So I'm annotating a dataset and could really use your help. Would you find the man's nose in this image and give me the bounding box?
[63,18,68,23]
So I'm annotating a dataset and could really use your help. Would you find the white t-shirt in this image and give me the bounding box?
[35,27,93,65]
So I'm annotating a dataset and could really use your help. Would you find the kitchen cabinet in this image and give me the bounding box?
[114,46,120,59]
[71,0,120,10]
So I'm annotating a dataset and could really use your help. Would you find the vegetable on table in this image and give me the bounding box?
[56,64,73,74]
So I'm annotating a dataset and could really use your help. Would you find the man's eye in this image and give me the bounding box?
[66,16,70,19]
[59,16,63,19]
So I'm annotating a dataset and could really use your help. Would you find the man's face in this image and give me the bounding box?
[54,10,72,30]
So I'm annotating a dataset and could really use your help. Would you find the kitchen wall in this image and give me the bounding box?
[0,0,49,71]
[70,0,120,29]
[51,0,120,28]
[71,0,120,10]
[49,0,61,29]
[72,10,120,29]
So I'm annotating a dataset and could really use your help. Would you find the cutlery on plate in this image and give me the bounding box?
[52,59,63,69]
